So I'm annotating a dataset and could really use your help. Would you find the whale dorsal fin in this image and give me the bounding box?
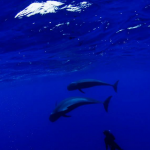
[78,89,85,93]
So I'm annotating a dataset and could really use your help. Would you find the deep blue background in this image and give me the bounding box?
[0,68,150,150]
[0,0,150,149]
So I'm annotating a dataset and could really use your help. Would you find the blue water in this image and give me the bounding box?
[0,0,150,149]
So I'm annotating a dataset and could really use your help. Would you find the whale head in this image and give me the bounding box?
[49,112,62,122]
[67,82,77,91]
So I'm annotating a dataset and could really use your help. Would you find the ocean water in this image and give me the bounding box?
[0,0,150,150]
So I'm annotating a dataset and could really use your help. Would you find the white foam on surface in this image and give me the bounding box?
[15,1,92,18]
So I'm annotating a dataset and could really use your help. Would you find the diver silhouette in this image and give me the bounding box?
[103,130,123,150]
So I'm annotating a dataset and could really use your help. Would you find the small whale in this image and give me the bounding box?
[67,79,119,93]
[49,96,112,122]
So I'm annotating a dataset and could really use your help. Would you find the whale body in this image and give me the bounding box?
[67,79,119,93]
[49,96,112,122]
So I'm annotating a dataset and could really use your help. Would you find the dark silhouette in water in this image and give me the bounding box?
[103,130,123,150]
[49,96,112,122]
[67,79,119,93]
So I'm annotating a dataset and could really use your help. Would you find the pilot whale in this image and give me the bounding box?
[49,96,112,122]
[67,79,119,93]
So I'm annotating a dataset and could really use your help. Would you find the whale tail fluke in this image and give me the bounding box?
[113,80,119,92]
[103,96,112,112]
